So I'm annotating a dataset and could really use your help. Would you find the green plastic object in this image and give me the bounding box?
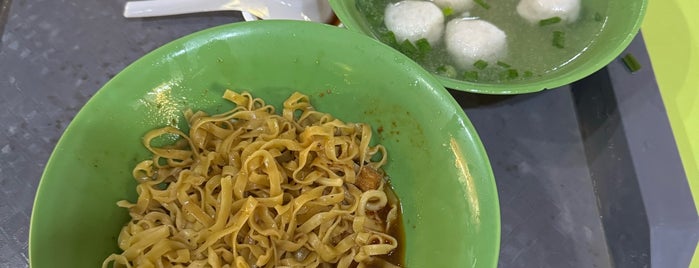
[330,0,647,94]
[29,21,500,267]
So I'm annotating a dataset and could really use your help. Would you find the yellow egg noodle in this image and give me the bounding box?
[103,91,401,268]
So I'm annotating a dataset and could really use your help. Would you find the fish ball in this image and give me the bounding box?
[384,1,445,45]
[517,0,581,24]
[445,18,507,69]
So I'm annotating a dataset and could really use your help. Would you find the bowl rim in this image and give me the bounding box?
[328,0,649,94]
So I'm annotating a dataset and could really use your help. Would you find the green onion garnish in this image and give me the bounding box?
[384,31,398,47]
[622,53,642,73]
[539,17,562,26]
[415,38,432,53]
[156,182,169,190]
[437,65,457,78]
[464,71,479,81]
[505,69,519,79]
[496,61,511,68]
[474,0,490,10]
[594,12,604,22]
[442,7,454,16]
[473,60,488,70]
[400,39,419,58]
[553,31,565,48]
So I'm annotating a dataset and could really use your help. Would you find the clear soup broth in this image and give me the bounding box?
[357,0,608,83]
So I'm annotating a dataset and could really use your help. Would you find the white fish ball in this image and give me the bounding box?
[431,0,475,14]
[445,18,507,69]
[516,0,581,24]
[384,1,445,45]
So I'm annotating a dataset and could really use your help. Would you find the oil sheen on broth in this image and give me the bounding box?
[357,0,608,82]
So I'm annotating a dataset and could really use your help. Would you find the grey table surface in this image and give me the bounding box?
[2,0,697,267]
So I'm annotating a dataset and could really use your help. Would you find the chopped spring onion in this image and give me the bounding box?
[415,38,432,53]
[400,39,419,58]
[496,61,511,68]
[437,65,457,78]
[622,53,642,73]
[594,12,604,22]
[474,0,491,10]
[553,31,565,48]
[442,7,454,16]
[383,31,398,47]
[464,71,479,81]
[504,69,519,79]
[539,17,562,26]
[473,60,488,70]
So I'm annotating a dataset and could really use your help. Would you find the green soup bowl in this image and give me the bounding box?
[330,0,647,94]
[30,21,500,267]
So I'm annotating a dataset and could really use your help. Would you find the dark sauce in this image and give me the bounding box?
[378,193,405,267]
[381,184,405,267]
[354,182,405,268]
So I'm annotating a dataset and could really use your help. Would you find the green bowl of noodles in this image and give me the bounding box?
[330,0,647,94]
[29,21,500,267]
